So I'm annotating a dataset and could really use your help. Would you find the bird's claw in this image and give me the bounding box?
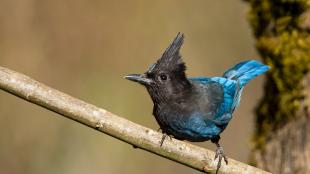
[160,133,173,146]
[214,146,228,174]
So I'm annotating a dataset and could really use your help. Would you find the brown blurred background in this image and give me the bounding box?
[0,1,264,174]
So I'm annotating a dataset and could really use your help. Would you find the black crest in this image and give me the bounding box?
[148,33,186,74]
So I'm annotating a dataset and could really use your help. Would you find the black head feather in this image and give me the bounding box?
[125,33,191,104]
[147,33,186,74]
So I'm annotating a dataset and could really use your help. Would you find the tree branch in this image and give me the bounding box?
[0,66,270,174]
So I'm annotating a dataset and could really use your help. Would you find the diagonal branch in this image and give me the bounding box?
[0,66,270,174]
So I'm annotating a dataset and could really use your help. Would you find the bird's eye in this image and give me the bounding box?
[160,74,167,81]
[146,72,152,78]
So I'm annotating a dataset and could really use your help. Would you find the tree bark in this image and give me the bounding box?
[245,1,310,173]
[254,73,310,174]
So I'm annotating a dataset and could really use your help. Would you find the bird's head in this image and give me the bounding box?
[125,33,191,103]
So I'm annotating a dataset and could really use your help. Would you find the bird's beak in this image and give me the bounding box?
[124,73,152,85]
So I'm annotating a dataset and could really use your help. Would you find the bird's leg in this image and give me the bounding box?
[160,134,167,146]
[160,133,173,146]
[157,127,165,146]
[214,142,228,173]
[158,127,167,146]
[211,136,228,174]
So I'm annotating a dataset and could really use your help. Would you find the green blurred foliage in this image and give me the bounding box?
[0,1,262,174]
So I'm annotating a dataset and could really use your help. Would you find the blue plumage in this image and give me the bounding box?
[223,60,270,87]
[189,60,270,133]
[125,33,270,172]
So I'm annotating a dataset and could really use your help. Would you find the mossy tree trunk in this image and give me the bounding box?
[245,0,310,173]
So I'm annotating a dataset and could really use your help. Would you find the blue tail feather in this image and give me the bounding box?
[223,60,270,87]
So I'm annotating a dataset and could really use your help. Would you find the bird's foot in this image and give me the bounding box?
[160,133,173,146]
[214,144,228,174]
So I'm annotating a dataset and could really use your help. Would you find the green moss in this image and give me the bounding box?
[246,0,310,150]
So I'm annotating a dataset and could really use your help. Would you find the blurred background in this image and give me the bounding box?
[0,1,264,174]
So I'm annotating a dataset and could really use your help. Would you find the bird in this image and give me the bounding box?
[125,33,269,173]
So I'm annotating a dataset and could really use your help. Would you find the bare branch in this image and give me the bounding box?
[0,66,270,174]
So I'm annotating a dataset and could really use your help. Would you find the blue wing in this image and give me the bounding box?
[188,60,269,128]
[189,77,236,125]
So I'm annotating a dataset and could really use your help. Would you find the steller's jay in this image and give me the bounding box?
[125,33,269,173]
